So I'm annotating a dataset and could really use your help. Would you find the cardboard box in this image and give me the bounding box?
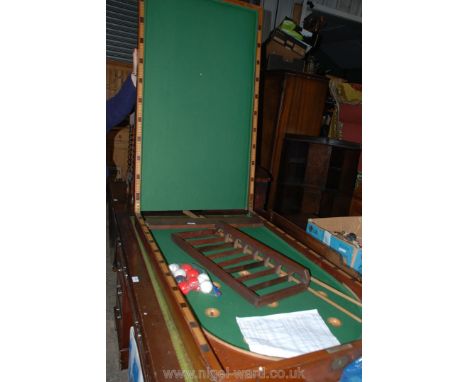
[306,216,362,274]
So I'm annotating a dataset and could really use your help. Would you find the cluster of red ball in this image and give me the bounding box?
[169,263,221,297]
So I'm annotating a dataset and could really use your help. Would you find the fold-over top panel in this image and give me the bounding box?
[140,0,258,211]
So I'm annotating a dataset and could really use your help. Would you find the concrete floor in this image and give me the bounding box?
[107,211,128,382]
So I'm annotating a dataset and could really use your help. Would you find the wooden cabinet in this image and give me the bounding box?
[258,71,329,173]
[258,71,329,215]
[273,135,361,227]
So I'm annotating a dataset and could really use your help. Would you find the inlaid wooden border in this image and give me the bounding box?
[245,2,263,211]
[133,0,145,214]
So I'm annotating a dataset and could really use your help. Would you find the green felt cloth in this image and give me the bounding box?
[140,0,258,211]
[151,226,362,351]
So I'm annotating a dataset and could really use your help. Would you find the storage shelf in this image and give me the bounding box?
[275,134,361,218]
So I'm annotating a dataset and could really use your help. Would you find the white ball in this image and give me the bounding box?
[199,280,213,294]
[197,273,210,283]
[173,269,186,278]
[169,264,180,274]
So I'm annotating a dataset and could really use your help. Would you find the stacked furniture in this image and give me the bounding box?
[274,135,361,228]
[259,71,328,175]
[257,71,330,215]
[328,78,363,216]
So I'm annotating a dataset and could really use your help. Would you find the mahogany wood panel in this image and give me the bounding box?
[259,71,329,211]
[114,212,183,380]
[258,71,328,171]
[263,340,362,382]
[281,75,329,137]
[304,144,331,187]
[204,331,361,381]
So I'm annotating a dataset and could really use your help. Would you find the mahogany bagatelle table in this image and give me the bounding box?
[109,1,362,381]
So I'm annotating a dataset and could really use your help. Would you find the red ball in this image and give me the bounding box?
[180,264,193,273]
[178,281,191,295]
[187,276,200,291]
[186,269,200,279]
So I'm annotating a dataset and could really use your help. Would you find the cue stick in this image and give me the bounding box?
[307,286,362,323]
[265,263,362,323]
[341,282,362,303]
[309,276,362,307]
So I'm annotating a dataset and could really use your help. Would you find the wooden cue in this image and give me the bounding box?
[307,286,362,323]
[265,263,362,323]
[341,282,362,303]
[309,276,362,307]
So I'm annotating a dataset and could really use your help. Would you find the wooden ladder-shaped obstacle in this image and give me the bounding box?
[172,222,310,307]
